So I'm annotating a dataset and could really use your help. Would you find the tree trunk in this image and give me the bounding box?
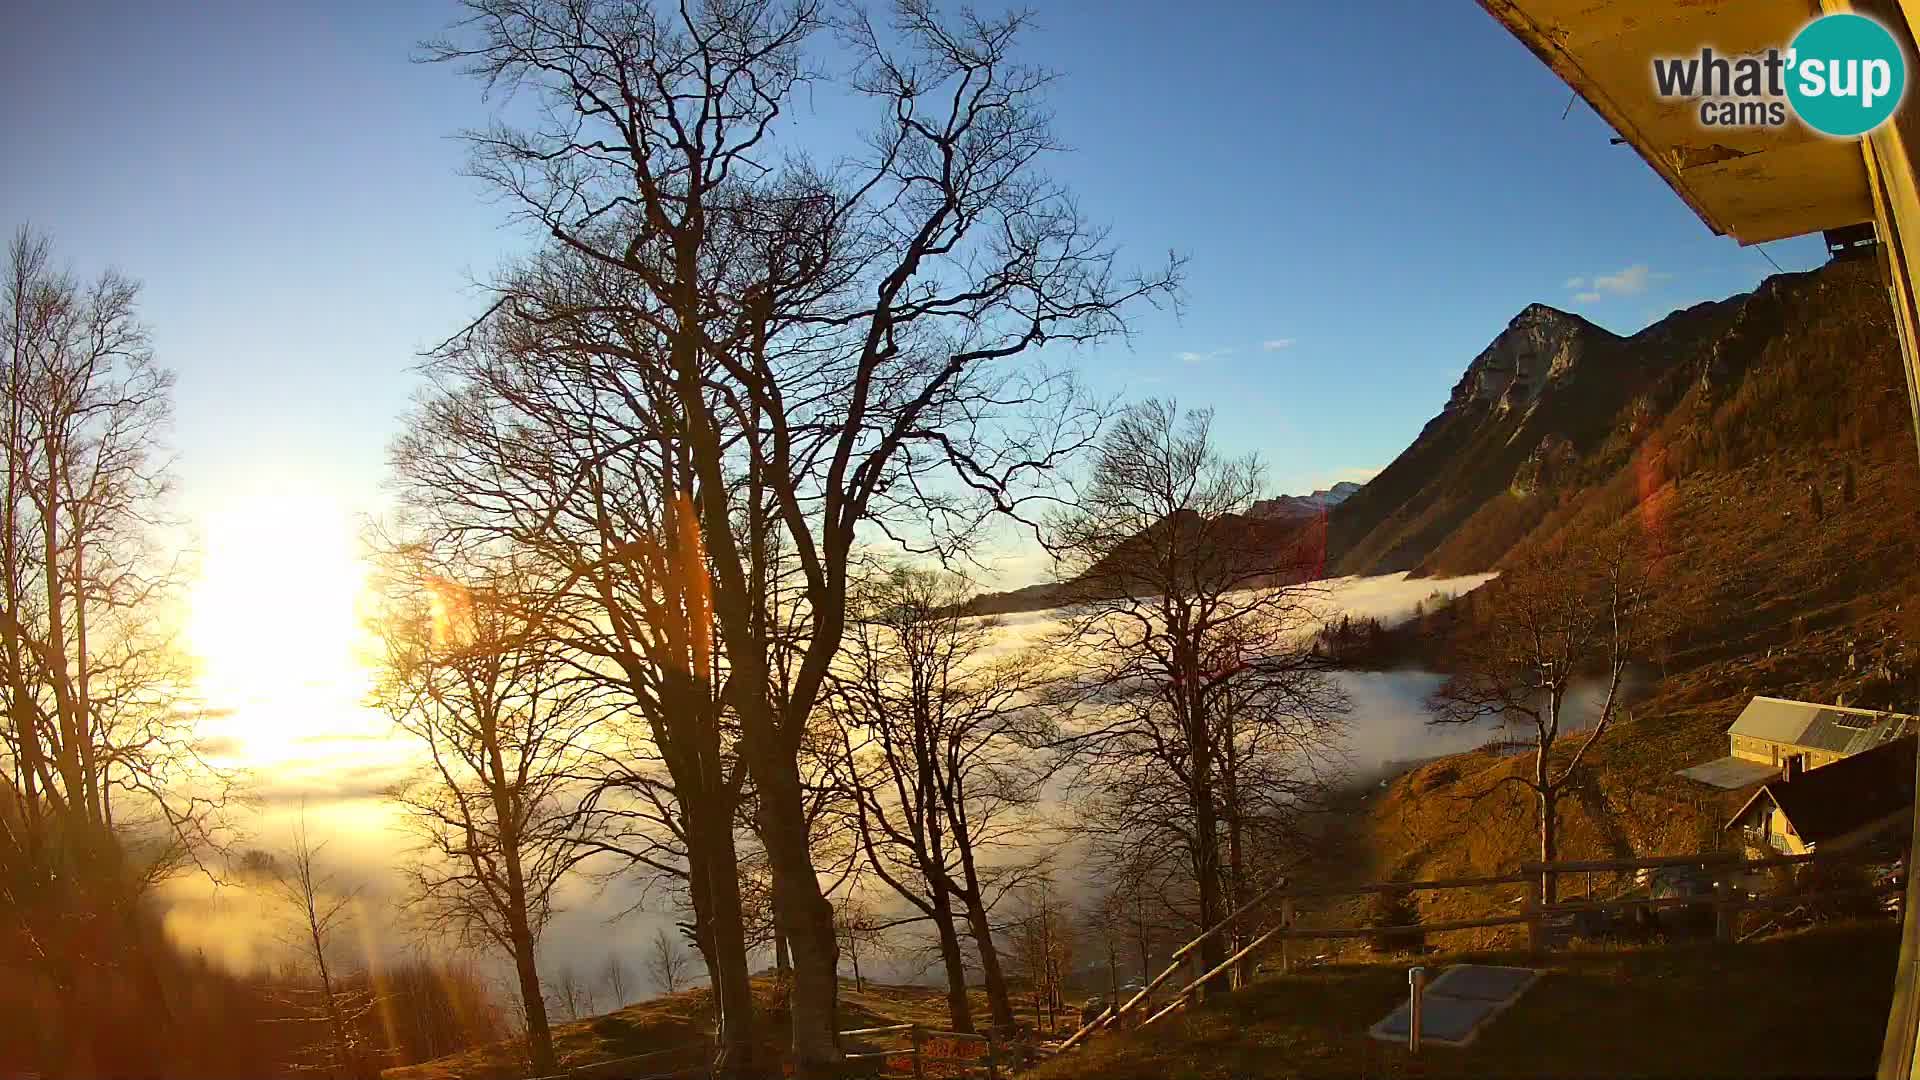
[687,444,839,1073]
[692,798,756,1077]
[956,876,1016,1032]
[1222,742,1250,989]
[931,889,974,1033]
[1107,940,1119,1011]
[508,914,556,1076]
[492,738,554,1077]
[1134,912,1152,1003]
[751,765,840,1077]
[1186,700,1228,996]
[40,456,88,820]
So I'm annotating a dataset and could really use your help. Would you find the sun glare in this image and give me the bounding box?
[188,494,372,758]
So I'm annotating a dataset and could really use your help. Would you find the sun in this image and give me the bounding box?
[187,493,372,756]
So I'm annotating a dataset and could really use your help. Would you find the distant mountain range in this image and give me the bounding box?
[969,253,1885,615]
[1248,481,1363,521]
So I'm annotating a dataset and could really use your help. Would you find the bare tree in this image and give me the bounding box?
[832,893,890,994]
[265,814,382,1078]
[1429,538,1664,903]
[601,952,633,1010]
[549,965,594,1022]
[829,566,1046,1032]
[388,244,770,1073]
[1079,891,1124,1016]
[420,3,1175,1069]
[646,926,693,996]
[1046,400,1346,994]
[0,225,229,1071]
[1080,847,1182,1014]
[1005,874,1073,1032]
[371,558,597,1076]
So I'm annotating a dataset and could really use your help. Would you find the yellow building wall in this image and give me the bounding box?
[1730,734,1845,770]
[1732,734,1773,764]
[1768,806,1811,855]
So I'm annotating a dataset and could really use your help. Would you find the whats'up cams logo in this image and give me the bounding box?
[1652,12,1907,137]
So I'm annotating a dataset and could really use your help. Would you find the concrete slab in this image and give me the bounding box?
[1425,964,1539,1002]
[1367,964,1543,1049]
[1677,755,1777,789]
[1372,995,1492,1044]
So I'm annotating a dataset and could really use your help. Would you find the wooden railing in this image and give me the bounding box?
[1060,845,1902,1050]
[523,1040,714,1079]
[839,1022,1003,1078]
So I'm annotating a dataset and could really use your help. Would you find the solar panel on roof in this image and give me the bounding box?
[1829,711,1877,730]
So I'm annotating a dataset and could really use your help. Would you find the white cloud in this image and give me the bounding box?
[1567,263,1672,304]
[1176,347,1235,364]
[1261,338,1296,352]
[1593,263,1663,295]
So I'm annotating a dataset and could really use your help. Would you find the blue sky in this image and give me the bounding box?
[3,0,1827,568]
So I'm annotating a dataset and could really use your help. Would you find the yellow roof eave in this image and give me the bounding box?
[1479,0,1874,246]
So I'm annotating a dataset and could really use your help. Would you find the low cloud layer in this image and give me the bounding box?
[170,571,1506,994]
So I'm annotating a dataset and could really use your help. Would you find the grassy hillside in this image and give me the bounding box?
[1028,922,1897,1080]
[1322,253,1920,943]
[382,977,994,1080]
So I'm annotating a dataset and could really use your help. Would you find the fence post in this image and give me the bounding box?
[1714,870,1734,943]
[1279,897,1294,975]
[1525,869,1543,953]
[1408,966,1426,1055]
[910,1025,925,1080]
[986,1028,999,1080]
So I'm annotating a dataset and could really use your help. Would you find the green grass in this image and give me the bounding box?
[1029,921,1898,1080]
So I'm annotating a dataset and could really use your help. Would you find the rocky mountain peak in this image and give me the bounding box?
[1446,304,1615,417]
[1247,480,1363,520]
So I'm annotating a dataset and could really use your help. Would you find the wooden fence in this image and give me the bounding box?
[1060,844,1902,1050]
[523,1040,714,1079]
[839,1022,1005,1079]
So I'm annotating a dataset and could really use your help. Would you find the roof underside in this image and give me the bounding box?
[1480,0,1874,245]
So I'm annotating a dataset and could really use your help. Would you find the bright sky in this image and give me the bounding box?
[3,1,1829,717]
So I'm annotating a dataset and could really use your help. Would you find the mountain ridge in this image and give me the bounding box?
[968,256,1888,615]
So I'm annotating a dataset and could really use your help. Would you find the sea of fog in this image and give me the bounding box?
[162,571,1511,999]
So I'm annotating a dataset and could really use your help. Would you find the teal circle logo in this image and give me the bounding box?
[1787,13,1906,137]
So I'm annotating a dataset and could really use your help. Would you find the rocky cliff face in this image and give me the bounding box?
[1324,300,1636,575]
[1445,304,1600,417]
[1510,435,1577,497]
[965,257,1891,614]
[1327,255,1890,577]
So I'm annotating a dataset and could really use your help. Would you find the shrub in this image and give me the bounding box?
[1369,887,1426,954]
